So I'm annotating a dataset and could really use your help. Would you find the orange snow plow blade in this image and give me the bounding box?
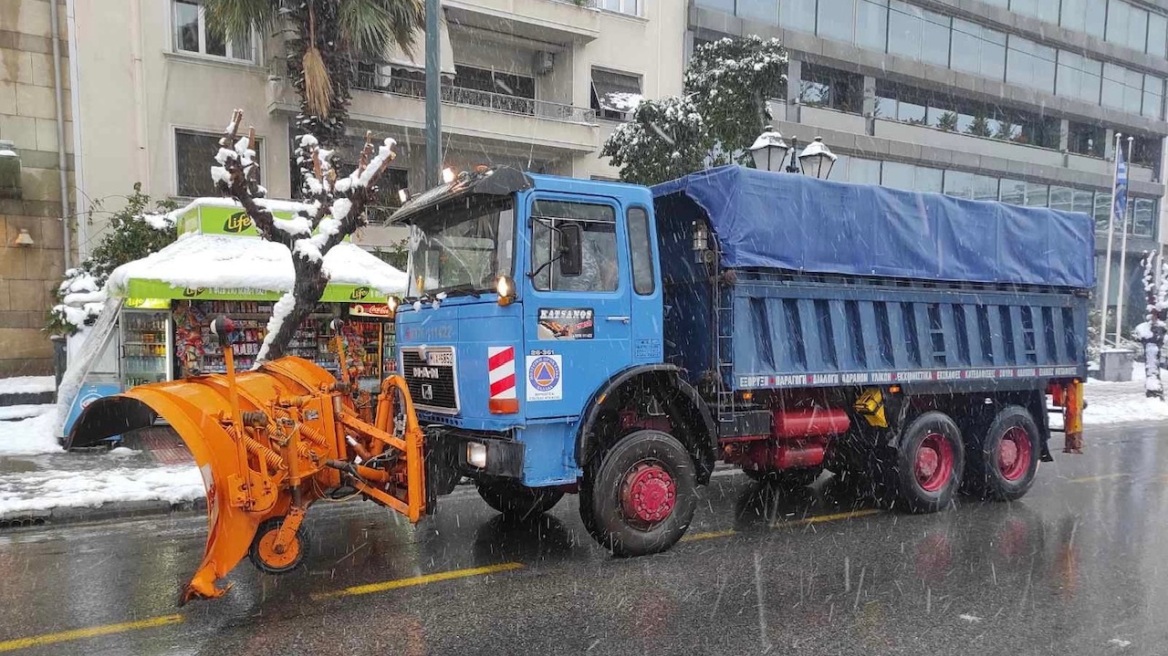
[68,352,426,605]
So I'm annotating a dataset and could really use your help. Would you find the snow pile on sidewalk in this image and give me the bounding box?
[0,464,204,516]
[0,404,55,421]
[0,413,62,456]
[1081,361,1168,425]
[0,409,204,519]
[0,376,55,396]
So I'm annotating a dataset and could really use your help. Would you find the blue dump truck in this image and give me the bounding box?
[390,164,1092,556]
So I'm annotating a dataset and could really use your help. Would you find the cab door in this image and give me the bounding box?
[522,193,632,419]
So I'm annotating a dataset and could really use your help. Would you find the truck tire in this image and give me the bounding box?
[965,406,1040,502]
[581,430,697,556]
[887,411,965,514]
[475,479,563,520]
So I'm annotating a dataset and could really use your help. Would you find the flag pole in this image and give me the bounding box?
[1099,132,1122,353]
[1114,136,1134,346]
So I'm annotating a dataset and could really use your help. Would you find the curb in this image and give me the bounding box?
[0,497,208,532]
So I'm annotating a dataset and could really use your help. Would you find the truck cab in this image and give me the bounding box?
[391,167,714,554]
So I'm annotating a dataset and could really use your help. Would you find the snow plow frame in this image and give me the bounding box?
[67,318,426,604]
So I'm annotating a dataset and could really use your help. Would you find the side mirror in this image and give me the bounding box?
[559,223,583,277]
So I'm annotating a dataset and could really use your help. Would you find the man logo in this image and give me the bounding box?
[350,286,371,301]
[223,212,253,233]
[182,287,206,298]
[421,384,434,401]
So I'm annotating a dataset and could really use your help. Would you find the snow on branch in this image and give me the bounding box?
[213,109,396,362]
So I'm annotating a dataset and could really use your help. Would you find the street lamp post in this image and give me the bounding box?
[751,128,837,180]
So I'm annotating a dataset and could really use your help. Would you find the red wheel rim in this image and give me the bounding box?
[998,426,1032,482]
[915,432,954,493]
[620,461,676,528]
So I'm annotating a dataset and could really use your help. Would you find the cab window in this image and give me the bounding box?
[531,200,618,292]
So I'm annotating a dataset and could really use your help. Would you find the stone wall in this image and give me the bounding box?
[0,0,73,377]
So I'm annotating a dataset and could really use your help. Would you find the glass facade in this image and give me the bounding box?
[694,0,1166,119]
[831,156,1158,239]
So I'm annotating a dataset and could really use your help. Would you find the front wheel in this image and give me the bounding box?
[475,479,563,520]
[581,430,697,556]
[249,516,306,575]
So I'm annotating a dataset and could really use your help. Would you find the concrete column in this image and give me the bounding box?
[1058,119,1069,152]
[863,75,877,136]
[1105,128,1116,160]
[785,58,801,123]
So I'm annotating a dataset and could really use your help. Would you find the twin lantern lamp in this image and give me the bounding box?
[749,128,837,180]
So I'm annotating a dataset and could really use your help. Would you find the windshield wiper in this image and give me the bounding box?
[433,283,483,299]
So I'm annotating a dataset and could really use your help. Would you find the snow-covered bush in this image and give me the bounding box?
[1131,251,1167,398]
[602,36,788,185]
[46,184,177,335]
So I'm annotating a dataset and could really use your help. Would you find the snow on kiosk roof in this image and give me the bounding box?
[652,165,1096,289]
[106,198,406,303]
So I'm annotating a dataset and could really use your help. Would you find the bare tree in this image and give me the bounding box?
[213,109,396,361]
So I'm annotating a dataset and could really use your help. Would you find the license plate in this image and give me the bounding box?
[426,351,454,366]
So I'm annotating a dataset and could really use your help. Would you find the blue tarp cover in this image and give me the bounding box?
[652,166,1096,289]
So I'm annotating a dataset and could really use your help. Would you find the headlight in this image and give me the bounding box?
[466,442,488,469]
[496,275,516,306]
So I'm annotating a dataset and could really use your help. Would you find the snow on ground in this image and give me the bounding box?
[1074,361,1168,426]
[0,376,55,396]
[0,404,55,421]
[0,464,203,516]
[0,412,63,456]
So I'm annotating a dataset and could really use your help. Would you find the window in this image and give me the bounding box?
[737,0,778,25]
[1130,135,1162,168]
[172,0,255,62]
[880,161,916,190]
[1072,188,1095,215]
[1060,0,1107,40]
[598,0,641,16]
[818,0,857,43]
[1049,186,1074,212]
[1010,0,1058,24]
[1056,52,1102,105]
[1107,0,1149,52]
[1005,36,1055,94]
[1143,75,1164,119]
[1093,191,1112,232]
[695,0,735,12]
[1068,121,1105,157]
[950,19,1006,80]
[778,0,817,33]
[943,171,974,199]
[1149,13,1168,58]
[175,129,262,197]
[591,69,643,121]
[888,1,950,67]
[1133,198,1157,237]
[798,65,863,113]
[627,208,654,295]
[1102,63,1144,115]
[855,0,889,50]
[531,200,619,292]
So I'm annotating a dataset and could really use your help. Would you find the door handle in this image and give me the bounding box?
[606,316,630,324]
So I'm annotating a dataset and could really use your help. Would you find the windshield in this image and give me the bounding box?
[407,197,514,298]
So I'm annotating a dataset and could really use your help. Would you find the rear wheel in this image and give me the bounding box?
[886,412,964,513]
[249,516,306,575]
[475,479,563,520]
[966,406,1040,501]
[581,430,697,556]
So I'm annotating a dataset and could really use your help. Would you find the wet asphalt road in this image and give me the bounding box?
[2,422,1168,655]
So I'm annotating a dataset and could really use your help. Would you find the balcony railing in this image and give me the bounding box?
[352,73,596,124]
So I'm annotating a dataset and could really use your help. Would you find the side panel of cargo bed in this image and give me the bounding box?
[727,272,1089,392]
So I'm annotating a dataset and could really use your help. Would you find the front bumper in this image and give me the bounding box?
[426,426,525,485]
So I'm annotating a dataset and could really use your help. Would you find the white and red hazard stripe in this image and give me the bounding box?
[487,346,518,413]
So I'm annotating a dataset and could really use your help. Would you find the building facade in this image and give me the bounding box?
[0,0,74,376]
[690,0,1168,332]
[68,0,686,251]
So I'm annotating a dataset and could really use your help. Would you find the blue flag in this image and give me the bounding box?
[1113,143,1128,230]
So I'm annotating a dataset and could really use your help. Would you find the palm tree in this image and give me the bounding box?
[205,0,424,148]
